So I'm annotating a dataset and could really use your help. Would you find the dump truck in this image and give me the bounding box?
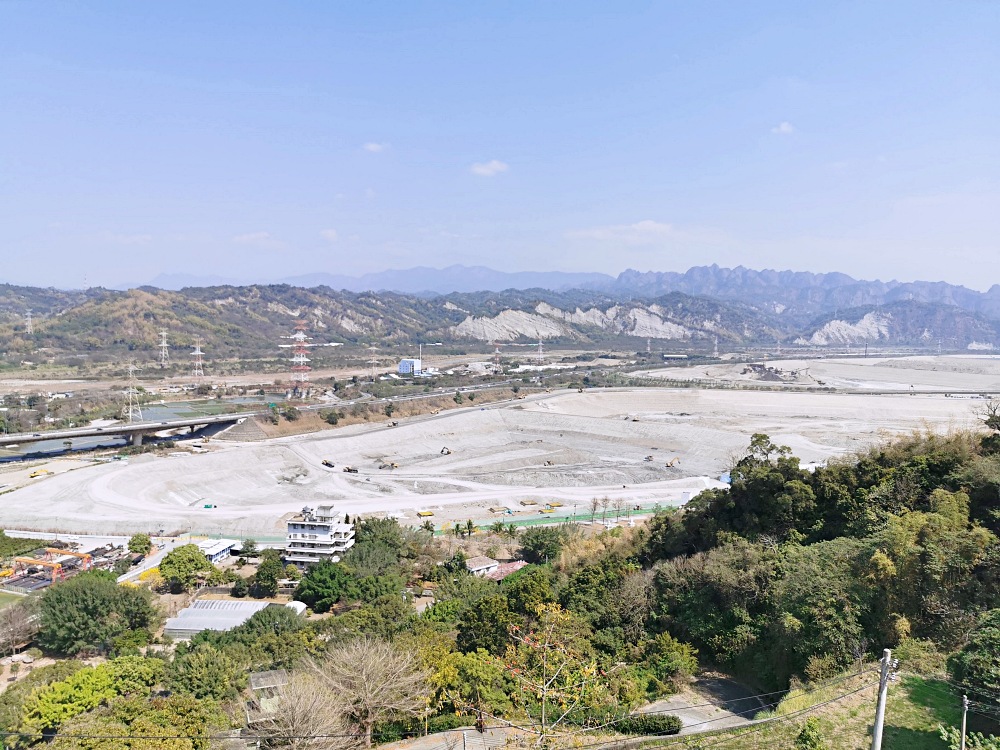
[321,460,335,468]
[342,466,359,473]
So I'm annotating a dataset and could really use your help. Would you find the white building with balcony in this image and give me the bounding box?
[284,505,355,566]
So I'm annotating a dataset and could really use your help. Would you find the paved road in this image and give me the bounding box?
[0,413,254,448]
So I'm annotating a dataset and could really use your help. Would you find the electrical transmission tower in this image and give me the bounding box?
[121,362,144,424]
[537,339,544,364]
[492,342,503,375]
[191,338,205,379]
[287,319,313,395]
[25,310,33,335]
[368,345,378,382]
[158,330,170,367]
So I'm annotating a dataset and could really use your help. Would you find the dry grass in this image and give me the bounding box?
[639,672,958,750]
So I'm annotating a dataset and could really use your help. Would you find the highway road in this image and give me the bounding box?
[0,412,255,448]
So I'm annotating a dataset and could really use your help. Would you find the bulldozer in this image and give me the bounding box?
[342,466,359,473]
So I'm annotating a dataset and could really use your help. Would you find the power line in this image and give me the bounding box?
[698,681,879,748]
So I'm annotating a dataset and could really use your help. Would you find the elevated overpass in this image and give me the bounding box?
[0,412,258,449]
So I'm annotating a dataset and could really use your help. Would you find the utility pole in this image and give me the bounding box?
[870,648,897,750]
[960,694,969,750]
[24,310,33,336]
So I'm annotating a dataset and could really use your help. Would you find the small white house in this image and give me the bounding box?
[465,555,500,577]
[197,538,239,564]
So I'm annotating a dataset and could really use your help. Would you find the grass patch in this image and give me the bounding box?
[0,592,24,610]
[643,673,958,750]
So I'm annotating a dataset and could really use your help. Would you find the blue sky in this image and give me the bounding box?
[1,1,998,289]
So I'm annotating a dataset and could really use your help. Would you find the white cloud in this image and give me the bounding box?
[771,121,795,135]
[363,142,389,153]
[470,159,509,177]
[320,229,338,243]
[232,231,284,250]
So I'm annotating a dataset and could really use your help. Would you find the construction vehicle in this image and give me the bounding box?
[430,409,441,415]
[28,469,52,478]
[665,457,680,468]
[440,447,452,455]
[388,421,398,427]
[342,466,358,473]
[45,548,92,570]
[644,455,654,462]
[13,557,64,582]
[416,510,434,518]
[378,462,399,470]
[321,460,335,468]
[543,460,554,466]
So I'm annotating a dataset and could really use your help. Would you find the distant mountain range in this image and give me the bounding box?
[141,266,615,295]
[135,264,1000,322]
[2,264,1000,360]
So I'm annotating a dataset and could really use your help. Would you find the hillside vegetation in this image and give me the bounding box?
[2,282,999,363]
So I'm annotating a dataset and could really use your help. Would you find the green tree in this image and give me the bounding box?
[295,559,358,613]
[232,576,249,598]
[21,657,163,733]
[38,572,158,655]
[354,517,406,557]
[457,595,522,655]
[168,644,245,701]
[949,609,1000,700]
[48,694,227,750]
[159,544,213,591]
[497,604,605,745]
[502,566,555,615]
[241,538,258,556]
[253,555,284,598]
[796,717,828,749]
[127,534,152,556]
[343,541,399,578]
[518,526,566,564]
[939,725,1000,750]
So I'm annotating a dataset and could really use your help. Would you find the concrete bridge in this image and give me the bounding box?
[0,412,258,448]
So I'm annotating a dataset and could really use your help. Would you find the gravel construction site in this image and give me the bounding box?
[0,356,985,537]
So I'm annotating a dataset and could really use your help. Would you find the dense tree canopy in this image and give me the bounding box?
[158,545,213,591]
[37,572,158,656]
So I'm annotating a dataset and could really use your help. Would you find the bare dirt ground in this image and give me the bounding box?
[0,360,981,537]
[637,354,1000,392]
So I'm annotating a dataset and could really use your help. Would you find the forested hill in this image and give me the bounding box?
[638,429,1000,690]
[3,281,1000,360]
[0,429,997,747]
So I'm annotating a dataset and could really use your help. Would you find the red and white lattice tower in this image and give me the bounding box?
[492,341,503,375]
[288,319,314,393]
